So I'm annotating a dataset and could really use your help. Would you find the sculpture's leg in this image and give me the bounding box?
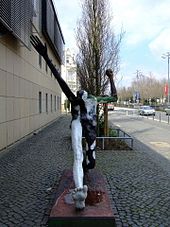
[71,118,88,210]
[83,140,96,171]
[86,140,96,169]
[82,124,96,171]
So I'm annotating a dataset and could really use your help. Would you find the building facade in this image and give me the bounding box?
[0,0,65,151]
[61,48,79,112]
[66,48,78,95]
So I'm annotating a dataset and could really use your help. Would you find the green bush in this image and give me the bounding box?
[109,128,118,137]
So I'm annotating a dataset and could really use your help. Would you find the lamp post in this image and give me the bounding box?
[135,70,142,104]
[162,52,170,104]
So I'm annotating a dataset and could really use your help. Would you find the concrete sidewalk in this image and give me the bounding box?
[0,115,170,226]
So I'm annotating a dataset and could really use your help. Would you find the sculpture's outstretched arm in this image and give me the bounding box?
[30,35,76,102]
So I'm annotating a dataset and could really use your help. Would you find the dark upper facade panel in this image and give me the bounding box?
[0,0,65,63]
[0,0,33,47]
[42,0,65,64]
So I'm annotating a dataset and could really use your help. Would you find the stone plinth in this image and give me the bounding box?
[48,169,115,227]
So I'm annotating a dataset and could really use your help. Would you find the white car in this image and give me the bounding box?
[165,106,170,115]
[108,103,114,111]
[139,106,155,116]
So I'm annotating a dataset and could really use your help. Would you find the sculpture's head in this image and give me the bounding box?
[77,90,88,101]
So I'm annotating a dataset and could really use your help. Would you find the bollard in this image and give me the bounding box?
[131,139,133,149]
[102,138,105,150]
[159,113,161,122]
[117,129,120,137]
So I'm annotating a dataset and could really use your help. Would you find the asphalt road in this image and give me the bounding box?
[115,107,170,123]
[109,107,170,176]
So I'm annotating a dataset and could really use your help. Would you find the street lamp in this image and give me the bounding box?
[162,52,170,104]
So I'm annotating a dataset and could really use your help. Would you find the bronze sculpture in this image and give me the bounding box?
[30,35,117,210]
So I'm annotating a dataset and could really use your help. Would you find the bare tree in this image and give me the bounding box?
[128,72,165,104]
[76,0,123,96]
[118,86,133,102]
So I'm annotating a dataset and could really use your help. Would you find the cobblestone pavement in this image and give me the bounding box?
[97,150,170,227]
[0,115,170,226]
[0,115,73,227]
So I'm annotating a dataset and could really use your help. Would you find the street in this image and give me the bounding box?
[109,107,170,176]
[114,107,170,123]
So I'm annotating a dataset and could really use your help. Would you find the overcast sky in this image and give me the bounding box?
[54,0,170,87]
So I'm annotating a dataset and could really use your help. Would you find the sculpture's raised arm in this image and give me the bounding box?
[30,35,76,102]
[96,69,118,103]
[105,69,117,99]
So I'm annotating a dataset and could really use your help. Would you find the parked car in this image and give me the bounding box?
[108,103,114,111]
[165,106,170,115]
[139,106,155,116]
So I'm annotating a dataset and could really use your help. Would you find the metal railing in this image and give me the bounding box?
[82,128,133,150]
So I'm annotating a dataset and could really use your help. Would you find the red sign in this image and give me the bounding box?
[164,83,169,96]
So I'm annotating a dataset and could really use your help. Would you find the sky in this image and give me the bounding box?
[53,0,170,88]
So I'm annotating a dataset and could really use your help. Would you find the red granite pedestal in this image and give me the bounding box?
[48,169,115,227]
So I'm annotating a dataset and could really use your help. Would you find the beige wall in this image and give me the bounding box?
[0,32,62,151]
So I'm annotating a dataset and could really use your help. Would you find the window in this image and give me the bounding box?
[51,94,53,112]
[57,96,61,110]
[54,95,56,111]
[39,54,42,68]
[39,91,42,113]
[46,93,48,113]
[33,0,37,17]
[46,62,48,73]
[32,0,41,31]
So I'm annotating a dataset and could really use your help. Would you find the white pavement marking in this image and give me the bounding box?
[150,141,170,148]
